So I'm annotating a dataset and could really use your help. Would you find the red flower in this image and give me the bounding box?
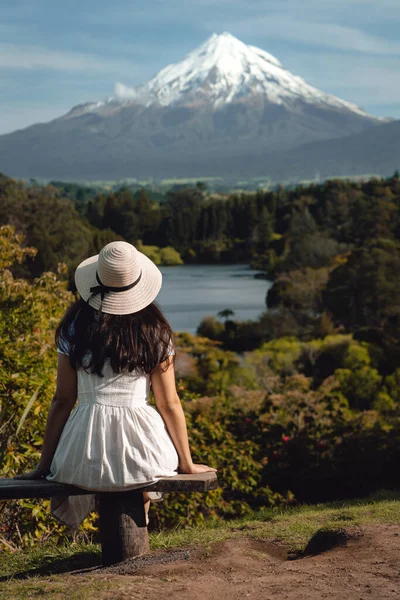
[282,435,290,442]
[245,417,253,424]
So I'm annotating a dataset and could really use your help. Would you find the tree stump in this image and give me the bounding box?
[98,490,150,566]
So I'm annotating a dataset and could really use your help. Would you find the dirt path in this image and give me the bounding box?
[88,524,400,600]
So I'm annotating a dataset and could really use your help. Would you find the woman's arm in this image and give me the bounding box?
[151,359,216,474]
[15,354,77,479]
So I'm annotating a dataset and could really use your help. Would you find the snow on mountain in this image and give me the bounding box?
[106,32,368,116]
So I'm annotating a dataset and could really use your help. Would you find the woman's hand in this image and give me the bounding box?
[179,463,217,474]
[14,469,48,480]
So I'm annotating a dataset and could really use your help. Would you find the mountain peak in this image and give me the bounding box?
[84,32,367,118]
[112,32,295,108]
[212,31,236,38]
[192,31,283,70]
[209,31,237,41]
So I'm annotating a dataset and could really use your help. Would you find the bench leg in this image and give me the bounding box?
[98,490,150,566]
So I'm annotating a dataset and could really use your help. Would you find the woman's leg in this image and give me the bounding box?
[143,492,150,526]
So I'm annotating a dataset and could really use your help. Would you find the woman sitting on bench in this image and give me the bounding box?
[16,241,216,527]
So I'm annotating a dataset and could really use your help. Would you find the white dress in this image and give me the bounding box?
[47,349,179,528]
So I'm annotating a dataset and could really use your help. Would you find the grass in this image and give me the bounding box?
[0,542,101,578]
[1,491,400,599]
[0,577,120,600]
[149,490,400,553]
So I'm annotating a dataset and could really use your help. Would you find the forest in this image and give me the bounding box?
[0,171,399,549]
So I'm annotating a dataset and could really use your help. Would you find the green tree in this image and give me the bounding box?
[0,175,103,277]
[267,267,330,313]
[324,239,400,336]
[335,342,383,410]
[218,308,235,321]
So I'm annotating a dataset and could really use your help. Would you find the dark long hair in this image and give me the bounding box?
[56,299,174,376]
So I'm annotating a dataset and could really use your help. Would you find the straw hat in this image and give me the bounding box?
[74,241,162,315]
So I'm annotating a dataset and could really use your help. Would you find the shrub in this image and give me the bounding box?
[0,226,74,548]
[159,246,183,265]
[197,316,224,340]
[136,242,183,265]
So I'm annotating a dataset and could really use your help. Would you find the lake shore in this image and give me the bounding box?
[157,264,272,333]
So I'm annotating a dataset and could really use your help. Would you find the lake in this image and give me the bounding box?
[157,264,272,333]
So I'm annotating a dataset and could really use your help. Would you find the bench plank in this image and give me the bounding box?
[0,472,218,500]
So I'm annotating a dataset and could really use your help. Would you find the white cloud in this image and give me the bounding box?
[0,43,137,73]
[114,82,138,100]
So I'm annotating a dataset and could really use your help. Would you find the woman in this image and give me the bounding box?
[16,241,216,527]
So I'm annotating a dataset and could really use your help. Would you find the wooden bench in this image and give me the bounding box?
[0,473,218,566]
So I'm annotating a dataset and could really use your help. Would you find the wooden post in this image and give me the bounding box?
[98,490,150,566]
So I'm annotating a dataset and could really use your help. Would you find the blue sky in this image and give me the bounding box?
[1,0,399,134]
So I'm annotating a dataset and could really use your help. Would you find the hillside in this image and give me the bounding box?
[0,33,382,181]
[192,118,400,180]
[265,118,400,180]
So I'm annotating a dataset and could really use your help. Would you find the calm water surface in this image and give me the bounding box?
[157,264,272,333]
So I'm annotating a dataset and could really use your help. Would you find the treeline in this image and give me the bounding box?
[67,171,400,387]
[81,174,400,269]
[197,173,400,355]
[0,174,118,278]
[3,172,400,279]
[1,172,400,353]
[83,185,269,262]
[0,176,180,277]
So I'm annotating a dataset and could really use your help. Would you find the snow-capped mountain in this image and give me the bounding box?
[0,33,386,181]
[72,32,368,116]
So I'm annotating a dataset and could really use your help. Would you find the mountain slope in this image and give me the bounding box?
[264,118,400,181]
[0,32,385,181]
[160,119,400,180]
